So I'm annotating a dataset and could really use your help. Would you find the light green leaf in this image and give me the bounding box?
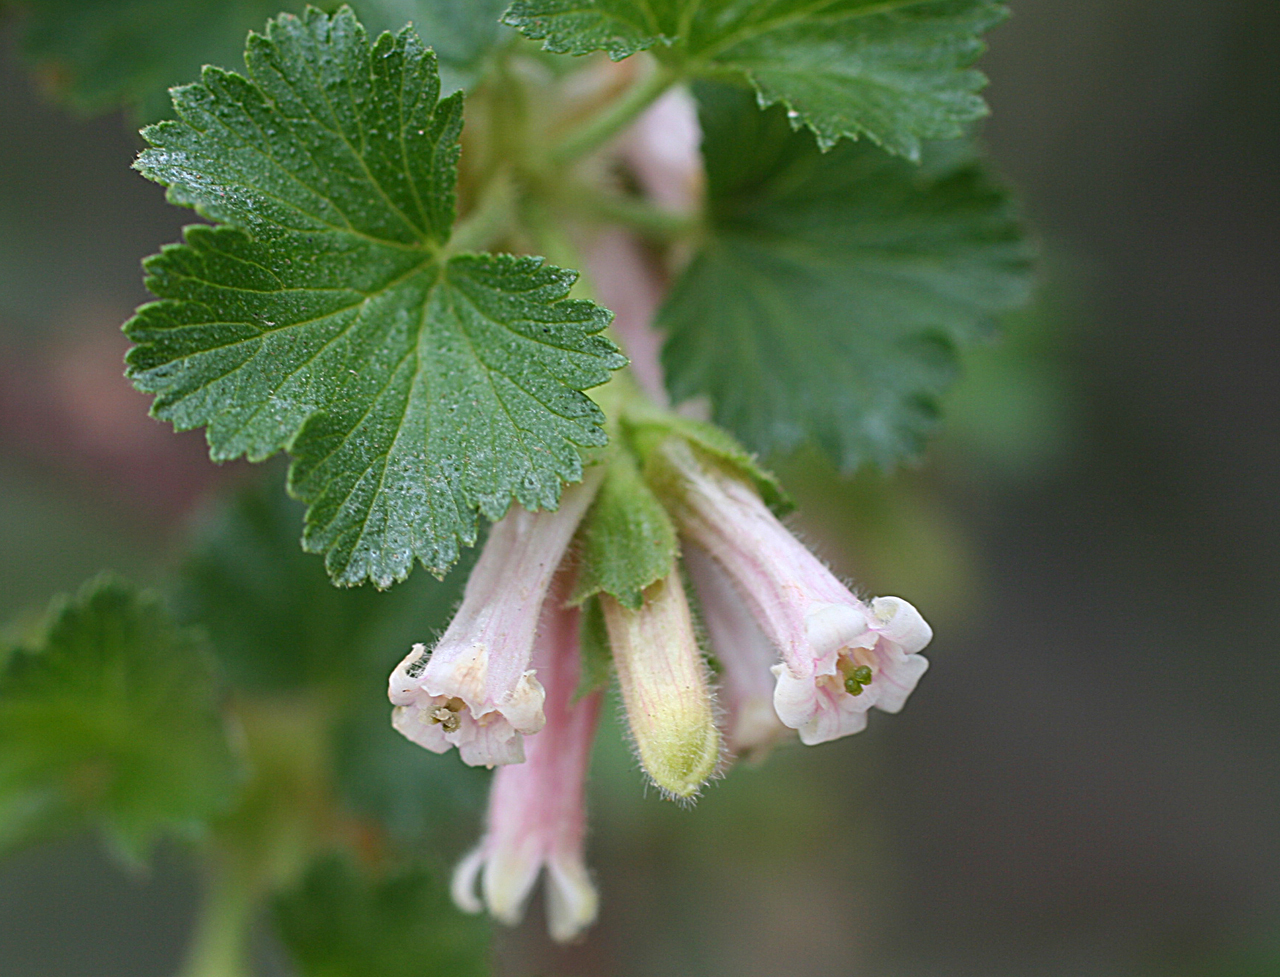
[125,7,624,586]
[0,575,239,860]
[571,448,677,609]
[274,855,490,977]
[17,0,508,120]
[660,82,1034,471]
[504,0,1008,158]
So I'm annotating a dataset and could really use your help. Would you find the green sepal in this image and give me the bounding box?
[570,447,678,610]
[573,595,614,702]
[0,575,241,861]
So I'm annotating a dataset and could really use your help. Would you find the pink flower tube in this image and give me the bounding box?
[683,543,790,758]
[388,470,603,767]
[451,584,603,942]
[657,441,932,745]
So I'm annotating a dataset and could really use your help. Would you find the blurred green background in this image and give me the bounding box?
[1,0,1278,975]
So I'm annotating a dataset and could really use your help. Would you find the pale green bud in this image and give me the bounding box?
[602,575,721,799]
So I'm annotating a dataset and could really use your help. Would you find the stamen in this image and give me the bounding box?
[430,697,467,733]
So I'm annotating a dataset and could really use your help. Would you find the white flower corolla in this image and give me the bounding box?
[388,469,603,767]
[451,587,602,943]
[656,441,932,745]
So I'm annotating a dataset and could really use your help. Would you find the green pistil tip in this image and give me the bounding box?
[843,665,874,696]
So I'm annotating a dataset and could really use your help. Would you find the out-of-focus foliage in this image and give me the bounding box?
[177,468,488,845]
[274,854,490,977]
[0,575,240,861]
[14,0,508,120]
[661,81,1034,472]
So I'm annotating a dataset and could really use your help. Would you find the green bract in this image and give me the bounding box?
[570,447,678,609]
[660,82,1034,471]
[0,576,239,861]
[504,0,1008,159]
[125,7,625,586]
[18,0,508,119]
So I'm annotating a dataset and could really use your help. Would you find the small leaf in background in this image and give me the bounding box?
[125,7,624,586]
[570,448,678,609]
[274,854,491,977]
[0,575,239,861]
[177,470,488,844]
[660,82,1034,473]
[503,0,1008,159]
[16,0,508,120]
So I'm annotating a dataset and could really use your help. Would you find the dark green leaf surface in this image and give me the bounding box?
[660,82,1033,471]
[0,576,239,860]
[126,8,624,586]
[504,0,1007,158]
[570,448,677,609]
[178,471,487,841]
[18,0,508,120]
[274,855,490,977]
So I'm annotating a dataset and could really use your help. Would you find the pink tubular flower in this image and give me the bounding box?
[683,543,790,758]
[657,441,932,745]
[388,470,603,767]
[451,584,602,942]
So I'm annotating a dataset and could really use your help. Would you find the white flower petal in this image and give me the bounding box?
[482,835,543,926]
[545,854,599,943]
[450,847,485,915]
[870,596,933,655]
[771,662,819,730]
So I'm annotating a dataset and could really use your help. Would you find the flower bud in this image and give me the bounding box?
[602,574,721,799]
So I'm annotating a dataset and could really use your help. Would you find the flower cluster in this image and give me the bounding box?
[389,430,931,941]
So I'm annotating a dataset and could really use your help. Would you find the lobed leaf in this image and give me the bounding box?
[0,576,239,861]
[504,0,1009,159]
[125,7,624,586]
[660,82,1034,471]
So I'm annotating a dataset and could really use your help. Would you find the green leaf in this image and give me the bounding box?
[125,7,624,586]
[177,470,488,842]
[504,0,1008,158]
[17,0,508,120]
[659,81,1034,471]
[274,854,490,977]
[570,448,677,609]
[0,575,239,860]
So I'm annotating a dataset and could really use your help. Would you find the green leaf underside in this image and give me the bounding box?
[0,576,238,860]
[274,855,489,977]
[126,8,624,586]
[660,81,1033,472]
[504,0,1008,158]
[571,449,678,609]
[18,0,508,120]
